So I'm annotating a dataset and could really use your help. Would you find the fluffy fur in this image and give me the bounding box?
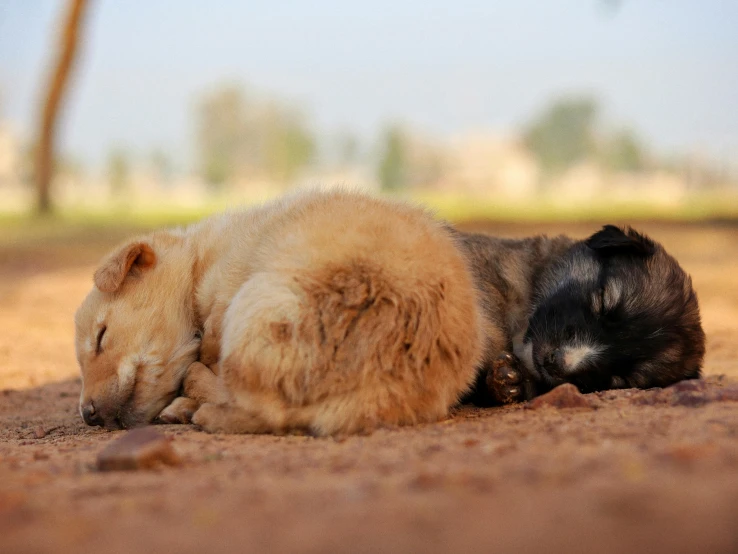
[458,225,706,404]
[75,189,483,435]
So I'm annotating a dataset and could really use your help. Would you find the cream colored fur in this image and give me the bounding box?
[74,189,483,435]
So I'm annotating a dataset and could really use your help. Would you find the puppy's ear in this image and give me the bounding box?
[94,242,156,292]
[585,225,656,257]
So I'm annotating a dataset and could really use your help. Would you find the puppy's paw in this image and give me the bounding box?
[192,403,248,434]
[486,352,524,404]
[156,397,199,424]
[182,361,219,404]
[192,403,277,435]
[191,403,222,432]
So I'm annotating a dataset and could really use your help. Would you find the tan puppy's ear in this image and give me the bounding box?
[94,242,156,293]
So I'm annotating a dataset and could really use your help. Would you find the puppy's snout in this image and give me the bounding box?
[543,348,564,374]
[81,401,105,427]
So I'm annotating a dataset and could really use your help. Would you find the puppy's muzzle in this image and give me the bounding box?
[541,348,564,374]
[81,401,105,427]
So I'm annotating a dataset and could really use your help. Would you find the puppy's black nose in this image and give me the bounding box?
[543,348,564,375]
[81,402,105,427]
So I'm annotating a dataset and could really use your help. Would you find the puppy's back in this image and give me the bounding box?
[213,190,483,435]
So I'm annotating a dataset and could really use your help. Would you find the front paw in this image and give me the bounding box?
[486,353,525,404]
[156,397,200,424]
[182,361,219,403]
[191,403,232,433]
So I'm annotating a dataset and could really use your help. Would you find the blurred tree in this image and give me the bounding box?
[336,131,360,167]
[149,148,173,184]
[196,85,315,188]
[523,98,598,175]
[107,148,130,197]
[21,142,83,188]
[406,138,446,189]
[35,0,91,214]
[196,86,244,188]
[20,143,38,188]
[601,0,624,12]
[58,153,85,181]
[601,129,646,172]
[262,102,315,183]
[378,126,407,192]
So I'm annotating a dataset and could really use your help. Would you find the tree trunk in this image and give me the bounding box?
[36,0,90,215]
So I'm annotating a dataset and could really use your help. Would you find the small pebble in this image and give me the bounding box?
[96,428,181,471]
[527,384,594,410]
[671,391,709,407]
[660,443,718,466]
[667,379,708,393]
[713,385,738,402]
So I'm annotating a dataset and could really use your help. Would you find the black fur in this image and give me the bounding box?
[585,225,656,257]
[458,225,706,404]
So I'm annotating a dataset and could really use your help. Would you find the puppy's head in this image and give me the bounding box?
[75,232,201,429]
[521,225,705,391]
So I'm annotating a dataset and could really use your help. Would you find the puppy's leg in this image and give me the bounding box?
[192,391,291,434]
[199,309,224,371]
[157,397,200,424]
[157,361,219,424]
[485,352,536,404]
[191,404,272,434]
[182,360,220,403]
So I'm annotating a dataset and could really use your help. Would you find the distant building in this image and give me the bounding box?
[0,122,20,187]
[0,122,31,211]
[547,162,689,206]
[438,133,540,199]
[547,161,603,201]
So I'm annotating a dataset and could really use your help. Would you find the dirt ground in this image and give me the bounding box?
[1,220,737,554]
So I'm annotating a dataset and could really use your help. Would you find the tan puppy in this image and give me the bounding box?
[74,189,483,435]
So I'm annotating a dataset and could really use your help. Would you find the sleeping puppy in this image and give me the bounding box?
[74,189,483,435]
[458,225,706,405]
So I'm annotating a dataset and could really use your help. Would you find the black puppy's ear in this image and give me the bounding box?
[585,225,656,257]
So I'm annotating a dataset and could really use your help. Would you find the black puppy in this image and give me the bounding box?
[458,225,705,405]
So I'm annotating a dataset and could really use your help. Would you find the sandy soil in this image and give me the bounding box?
[1,220,737,553]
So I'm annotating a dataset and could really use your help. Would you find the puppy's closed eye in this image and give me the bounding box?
[593,281,622,316]
[592,288,605,315]
[96,325,107,355]
[602,282,622,312]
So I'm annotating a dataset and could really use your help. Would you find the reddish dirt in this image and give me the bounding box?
[1,220,737,553]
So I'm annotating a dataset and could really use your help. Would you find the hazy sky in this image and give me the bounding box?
[1,0,737,169]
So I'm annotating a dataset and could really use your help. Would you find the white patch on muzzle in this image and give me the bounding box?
[561,344,603,374]
[513,340,535,371]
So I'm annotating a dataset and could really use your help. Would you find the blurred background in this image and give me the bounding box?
[1,7,738,550]
[1,0,737,394]
[1,0,737,221]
